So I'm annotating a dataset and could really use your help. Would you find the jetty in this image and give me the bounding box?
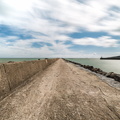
[0,59,120,120]
[100,56,120,60]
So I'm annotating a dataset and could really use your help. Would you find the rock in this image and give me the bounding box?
[101,72,107,76]
[97,71,103,74]
[110,72,116,78]
[97,68,102,72]
[77,63,81,66]
[8,61,14,63]
[64,59,120,83]
[105,72,113,77]
[83,65,86,68]
[105,72,120,82]
[114,74,120,82]
[87,66,94,70]
[92,68,97,72]
[92,68,100,73]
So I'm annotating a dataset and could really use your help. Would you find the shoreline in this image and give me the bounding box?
[64,59,120,83]
[77,64,120,90]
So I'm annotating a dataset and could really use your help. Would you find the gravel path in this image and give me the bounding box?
[0,59,120,120]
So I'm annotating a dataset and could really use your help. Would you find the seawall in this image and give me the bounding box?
[0,58,58,99]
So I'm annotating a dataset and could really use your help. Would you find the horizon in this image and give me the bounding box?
[0,55,120,59]
[0,57,100,58]
[0,0,120,58]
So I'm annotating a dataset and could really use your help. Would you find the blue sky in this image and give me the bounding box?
[0,0,120,58]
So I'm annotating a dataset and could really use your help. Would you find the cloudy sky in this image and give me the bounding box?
[0,0,120,58]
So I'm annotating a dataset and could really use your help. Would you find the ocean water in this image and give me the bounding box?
[0,58,41,63]
[66,58,120,74]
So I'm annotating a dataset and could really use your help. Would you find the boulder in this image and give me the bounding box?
[97,71,103,74]
[87,66,94,70]
[83,65,86,68]
[8,61,14,63]
[77,63,81,66]
[101,72,107,76]
[105,72,114,77]
[96,68,102,72]
[114,74,120,82]
[92,68,101,73]
[105,72,120,82]
[110,72,116,78]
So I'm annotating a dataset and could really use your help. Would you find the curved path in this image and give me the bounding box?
[0,59,120,120]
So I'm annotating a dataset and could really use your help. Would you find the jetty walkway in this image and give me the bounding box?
[0,59,120,120]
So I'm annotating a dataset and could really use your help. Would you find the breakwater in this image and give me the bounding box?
[0,59,120,120]
[65,59,120,83]
[0,59,58,99]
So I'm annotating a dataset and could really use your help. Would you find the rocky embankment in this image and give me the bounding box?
[65,59,120,82]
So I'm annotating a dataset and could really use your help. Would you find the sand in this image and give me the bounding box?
[0,59,120,120]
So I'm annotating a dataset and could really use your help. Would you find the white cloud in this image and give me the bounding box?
[73,36,119,47]
[0,36,97,58]
[0,0,120,57]
[1,0,120,35]
[0,36,113,58]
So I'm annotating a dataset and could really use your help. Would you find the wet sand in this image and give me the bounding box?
[0,59,120,120]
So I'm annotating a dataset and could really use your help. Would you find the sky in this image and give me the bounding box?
[0,0,120,58]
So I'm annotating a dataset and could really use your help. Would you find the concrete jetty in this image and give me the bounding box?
[0,59,120,120]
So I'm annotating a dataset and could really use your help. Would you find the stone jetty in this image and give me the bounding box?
[0,59,120,120]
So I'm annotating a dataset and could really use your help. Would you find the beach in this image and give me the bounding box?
[0,59,120,120]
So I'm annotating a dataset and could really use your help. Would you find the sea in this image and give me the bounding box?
[66,58,120,74]
[0,58,120,74]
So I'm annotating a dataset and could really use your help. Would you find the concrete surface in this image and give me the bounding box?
[0,64,10,98]
[0,59,57,99]
[0,59,120,120]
